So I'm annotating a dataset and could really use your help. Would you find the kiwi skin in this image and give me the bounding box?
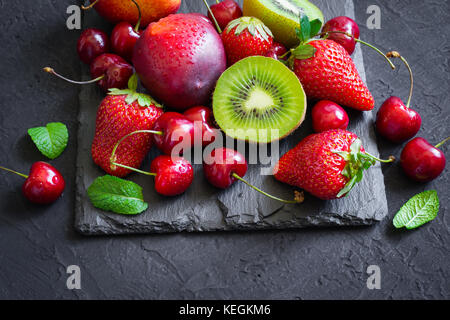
[212,56,307,144]
[243,0,324,48]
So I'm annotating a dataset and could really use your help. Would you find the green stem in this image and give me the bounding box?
[365,153,396,163]
[216,0,220,3]
[387,51,414,108]
[201,0,222,33]
[232,173,302,204]
[435,137,450,149]
[44,67,105,85]
[0,166,28,179]
[111,162,156,176]
[131,0,141,32]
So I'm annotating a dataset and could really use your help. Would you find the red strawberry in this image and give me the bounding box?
[221,17,273,66]
[91,75,164,177]
[274,130,394,200]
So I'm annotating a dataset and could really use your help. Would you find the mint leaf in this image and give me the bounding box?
[393,190,439,230]
[87,175,148,215]
[28,122,68,159]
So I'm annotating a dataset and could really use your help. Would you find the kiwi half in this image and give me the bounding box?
[213,56,307,143]
[243,0,324,48]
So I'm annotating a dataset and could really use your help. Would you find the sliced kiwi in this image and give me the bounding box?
[213,56,307,143]
[243,0,324,48]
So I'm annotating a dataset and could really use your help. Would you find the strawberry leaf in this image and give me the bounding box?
[28,122,68,160]
[291,44,316,60]
[309,19,323,38]
[299,13,311,43]
[87,175,148,215]
[393,190,439,230]
[128,73,138,91]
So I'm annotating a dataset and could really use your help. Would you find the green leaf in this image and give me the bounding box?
[291,44,316,60]
[309,19,323,38]
[299,13,311,43]
[393,190,439,230]
[128,73,138,91]
[28,122,68,159]
[87,175,148,215]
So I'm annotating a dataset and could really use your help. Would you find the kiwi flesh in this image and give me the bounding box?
[213,56,307,144]
[243,0,324,48]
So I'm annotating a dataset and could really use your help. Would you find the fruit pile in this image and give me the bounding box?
[1,0,446,229]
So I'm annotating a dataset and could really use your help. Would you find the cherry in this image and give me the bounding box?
[322,16,360,55]
[312,100,349,133]
[77,28,110,65]
[0,162,65,204]
[376,51,422,143]
[150,156,194,196]
[203,148,303,204]
[400,137,448,182]
[183,106,217,147]
[208,0,243,31]
[265,41,288,60]
[44,53,133,92]
[111,0,142,61]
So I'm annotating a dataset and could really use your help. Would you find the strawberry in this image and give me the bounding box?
[91,74,164,177]
[221,17,273,66]
[274,130,394,200]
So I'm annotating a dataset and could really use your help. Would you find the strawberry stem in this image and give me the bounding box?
[44,67,105,85]
[81,0,99,10]
[131,0,142,32]
[232,173,303,204]
[435,137,450,149]
[387,51,414,108]
[201,0,222,33]
[0,165,28,179]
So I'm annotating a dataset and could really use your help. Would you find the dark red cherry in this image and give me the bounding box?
[152,112,195,156]
[150,156,194,196]
[203,148,247,189]
[77,28,110,64]
[111,22,141,62]
[400,137,448,182]
[208,0,243,30]
[312,100,349,133]
[322,16,360,55]
[90,53,134,91]
[183,106,217,147]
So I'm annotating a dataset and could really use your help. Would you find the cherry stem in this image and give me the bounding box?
[435,137,450,149]
[232,173,303,204]
[0,166,28,179]
[317,31,396,70]
[131,0,142,32]
[44,67,104,85]
[387,51,414,108]
[365,153,396,163]
[110,130,163,176]
[81,0,99,10]
[201,0,222,34]
[216,0,220,3]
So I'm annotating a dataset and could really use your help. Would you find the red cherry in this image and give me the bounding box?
[265,42,288,60]
[0,162,65,204]
[400,137,448,182]
[152,112,195,156]
[208,0,243,31]
[376,52,421,143]
[322,16,360,55]
[311,100,349,133]
[150,156,194,196]
[183,106,217,147]
[111,22,141,62]
[77,28,110,65]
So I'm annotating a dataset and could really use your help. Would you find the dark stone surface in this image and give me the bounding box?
[0,0,449,299]
[75,0,388,235]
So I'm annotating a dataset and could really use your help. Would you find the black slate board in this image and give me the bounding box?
[75,0,388,235]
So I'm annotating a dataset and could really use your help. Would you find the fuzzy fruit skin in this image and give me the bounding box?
[90,54,133,91]
[89,0,181,27]
[92,95,163,178]
[150,156,194,196]
[22,162,65,204]
[312,100,349,133]
[183,106,216,147]
[111,22,141,62]
[203,148,248,189]
[322,16,360,55]
[152,112,195,156]
[400,138,446,182]
[77,28,110,65]
[293,40,374,111]
[133,13,226,110]
[376,96,422,143]
[208,0,243,30]
[221,23,273,66]
[274,130,363,200]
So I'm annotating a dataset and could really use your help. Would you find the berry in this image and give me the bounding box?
[312,100,349,133]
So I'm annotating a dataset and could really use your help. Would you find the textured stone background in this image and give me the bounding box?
[0,0,449,299]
